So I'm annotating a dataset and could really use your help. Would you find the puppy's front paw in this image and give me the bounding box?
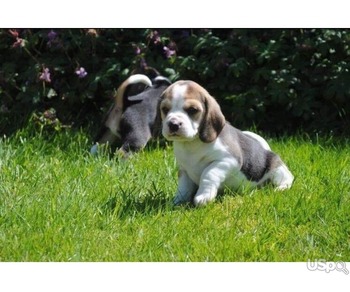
[274,183,292,191]
[193,194,214,207]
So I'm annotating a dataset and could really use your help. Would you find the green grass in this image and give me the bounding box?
[0,128,349,262]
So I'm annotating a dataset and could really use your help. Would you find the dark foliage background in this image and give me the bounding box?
[1,28,349,136]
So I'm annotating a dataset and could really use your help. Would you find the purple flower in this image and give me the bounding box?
[48,30,57,41]
[47,30,59,48]
[75,67,88,78]
[12,38,25,48]
[163,46,176,58]
[9,29,19,38]
[151,30,161,44]
[135,46,141,55]
[39,68,51,83]
[9,29,25,48]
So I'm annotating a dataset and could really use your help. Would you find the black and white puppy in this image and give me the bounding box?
[159,80,294,206]
[91,74,171,155]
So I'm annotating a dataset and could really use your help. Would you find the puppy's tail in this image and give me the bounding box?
[115,74,152,109]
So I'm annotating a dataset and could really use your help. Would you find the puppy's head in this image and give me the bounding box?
[159,80,225,143]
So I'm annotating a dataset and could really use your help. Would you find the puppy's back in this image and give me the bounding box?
[219,124,283,182]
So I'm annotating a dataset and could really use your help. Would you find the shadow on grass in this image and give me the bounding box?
[100,184,174,219]
[100,188,249,220]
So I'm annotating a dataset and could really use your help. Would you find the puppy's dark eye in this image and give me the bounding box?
[161,106,170,115]
[185,106,199,115]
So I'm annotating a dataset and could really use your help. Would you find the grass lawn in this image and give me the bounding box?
[0,127,349,261]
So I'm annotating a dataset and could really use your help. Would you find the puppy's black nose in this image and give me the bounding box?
[168,120,181,132]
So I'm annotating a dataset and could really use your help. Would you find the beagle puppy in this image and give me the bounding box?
[159,80,294,206]
[91,74,171,155]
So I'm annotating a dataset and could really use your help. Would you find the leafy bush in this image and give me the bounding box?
[168,29,350,134]
[1,28,349,136]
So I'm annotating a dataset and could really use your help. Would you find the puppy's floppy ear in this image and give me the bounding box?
[199,92,226,143]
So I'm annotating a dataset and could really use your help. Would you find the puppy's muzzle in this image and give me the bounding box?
[167,119,182,133]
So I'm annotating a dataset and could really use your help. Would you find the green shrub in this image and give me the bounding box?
[1,28,349,135]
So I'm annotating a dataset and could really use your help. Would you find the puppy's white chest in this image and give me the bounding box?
[174,142,212,182]
[173,139,249,189]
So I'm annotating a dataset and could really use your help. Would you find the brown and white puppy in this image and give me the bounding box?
[159,80,294,206]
